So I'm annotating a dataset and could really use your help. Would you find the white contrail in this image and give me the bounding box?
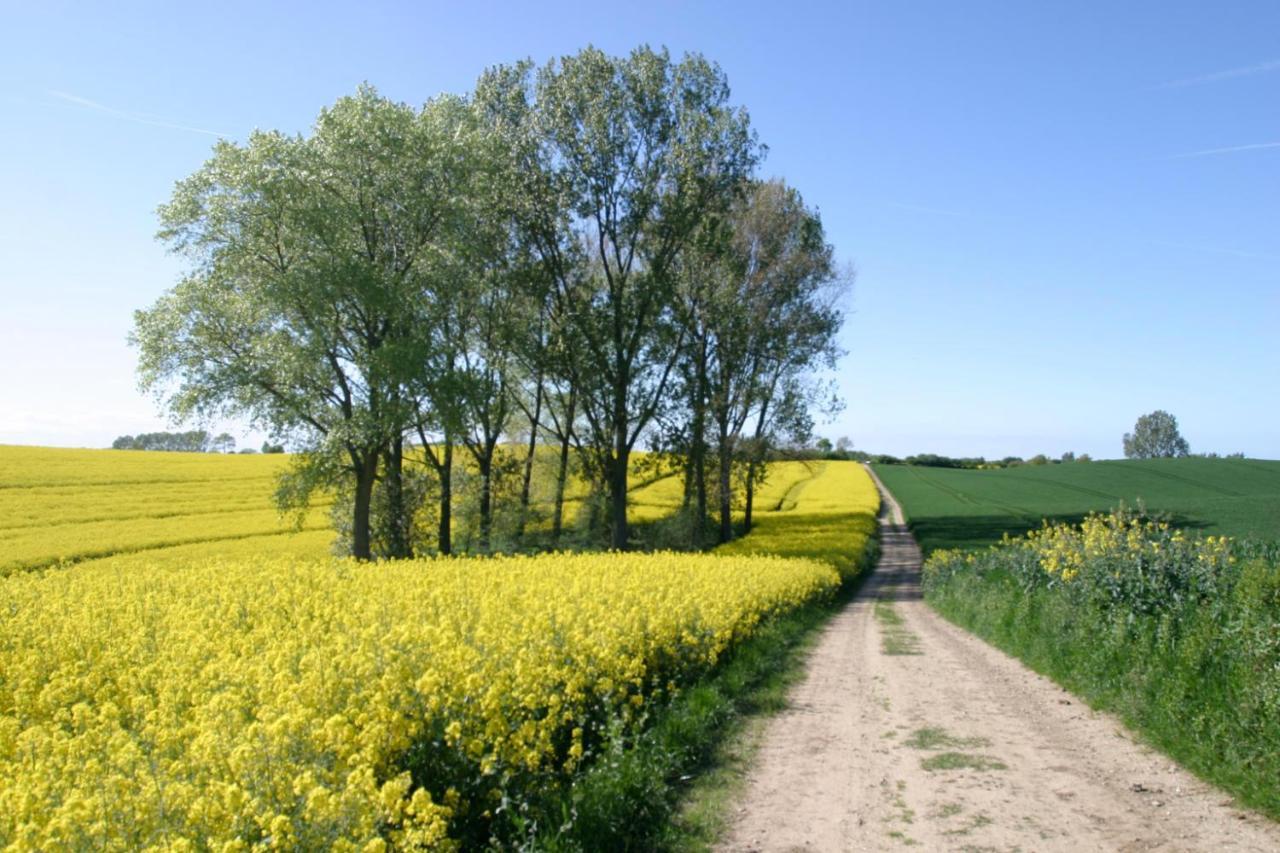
[1172,140,1280,159]
[48,90,229,137]
[1151,239,1280,262]
[1161,58,1280,88]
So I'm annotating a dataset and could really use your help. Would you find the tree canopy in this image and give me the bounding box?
[1123,410,1191,459]
[134,46,849,559]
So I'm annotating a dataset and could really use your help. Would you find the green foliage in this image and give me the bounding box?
[526,45,762,549]
[874,457,1280,554]
[924,522,1280,818]
[518,597,839,852]
[1124,409,1191,459]
[135,85,478,558]
[671,178,844,542]
[111,430,216,452]
[515,522,880,852]
[134,47,847,561]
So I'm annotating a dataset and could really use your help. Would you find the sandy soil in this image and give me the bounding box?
[716,464,1280,852]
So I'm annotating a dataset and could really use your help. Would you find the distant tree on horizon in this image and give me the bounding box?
[1123,410,1190,459]
[111,430,212,452]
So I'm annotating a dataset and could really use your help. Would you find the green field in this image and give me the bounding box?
[874,457,1280,553]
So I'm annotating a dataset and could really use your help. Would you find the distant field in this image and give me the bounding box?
[0,445,825,572]
[0,446,332,574]
[874,457,1280,553]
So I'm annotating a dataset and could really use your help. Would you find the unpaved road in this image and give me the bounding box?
[718,465,1280,852]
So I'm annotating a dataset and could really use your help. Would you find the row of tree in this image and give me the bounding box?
[112,430,236,453]
[111,432,287,453]
[133,46,845,559]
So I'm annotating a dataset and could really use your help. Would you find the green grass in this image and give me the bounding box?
[522,580,868,852]
[874,597,922,655]
[920,752,1007,772]
[927,557,1280,819]
[903,727,989,750]
[874,457,1280,553]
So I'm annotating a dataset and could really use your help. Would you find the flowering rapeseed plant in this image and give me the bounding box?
[718,461,881,579]
[0,551,839,849]
[924,509,1236,613]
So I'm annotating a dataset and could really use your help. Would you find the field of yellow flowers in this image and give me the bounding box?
[0,450,878,849]
[0,445,826,574]
[717,460,881,578]
[0,446,332,576]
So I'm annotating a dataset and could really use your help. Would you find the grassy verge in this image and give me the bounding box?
[925,537,1280,820]
[523,546,879,851]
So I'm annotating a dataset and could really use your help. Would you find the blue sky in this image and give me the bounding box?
[1,1,1276,459]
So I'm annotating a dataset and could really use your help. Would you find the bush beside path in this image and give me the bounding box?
[716,464,1280,852]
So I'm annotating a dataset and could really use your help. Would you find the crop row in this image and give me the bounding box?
[0,506,333,576]
[0,458,879,849]
[718,460,881,578]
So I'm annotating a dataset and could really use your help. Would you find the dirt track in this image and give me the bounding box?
[717,465,1280,852]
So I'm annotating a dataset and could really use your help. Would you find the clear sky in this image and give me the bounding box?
[1,1,1276,459]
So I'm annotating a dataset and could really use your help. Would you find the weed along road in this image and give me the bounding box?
[718,464,1280,852]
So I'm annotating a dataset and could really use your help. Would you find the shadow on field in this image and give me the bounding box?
[867,523,923,603]
[908,512,1211,555]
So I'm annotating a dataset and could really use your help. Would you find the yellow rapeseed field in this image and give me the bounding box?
[717,460,881,578]
[0,446,331,576]
[0,552,840,850]
[0,449,879,849]
[0,446,695,573]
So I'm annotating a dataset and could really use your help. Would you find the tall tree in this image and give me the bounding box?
[482,46,761,548]
[676,179,844,542]
[134,87,469,559]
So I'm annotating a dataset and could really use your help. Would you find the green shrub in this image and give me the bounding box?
[924,513,1280,818]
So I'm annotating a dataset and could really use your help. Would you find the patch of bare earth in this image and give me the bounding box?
[716,464,1280,852]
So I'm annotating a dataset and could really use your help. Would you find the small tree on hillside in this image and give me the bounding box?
[1123,410,1190,459]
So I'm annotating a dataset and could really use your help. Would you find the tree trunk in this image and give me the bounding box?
[744,397,772,533]
[478,449,493,553]
[682,451,695,510]
[384,435,412,558]
[693,442,707,547]
[609,419,629,550]
[551,393,575,541]
[351,451,378,561]
[438,441,453,556]
[691,343,708,547]
[717,421,733,544]
[517,381,543,539]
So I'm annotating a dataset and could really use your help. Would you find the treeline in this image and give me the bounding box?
[134,46,844,559]
[110,431,286,454]
[112,431,235,453]
[871,452,1093,469]
[870,451,1246,468]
